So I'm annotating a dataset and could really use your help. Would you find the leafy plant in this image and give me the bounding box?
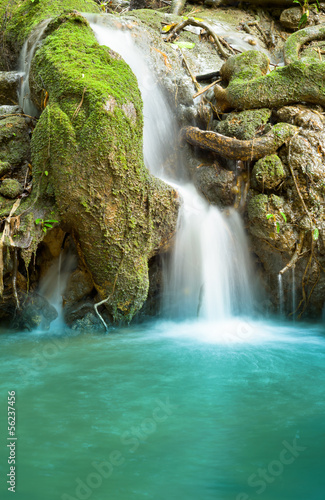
[266,212,287,234]
[35,218,59,233]
[313,227,319,241]
[293,0,320,27]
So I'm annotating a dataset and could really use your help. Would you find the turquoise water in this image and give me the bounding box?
[0,318,325,500]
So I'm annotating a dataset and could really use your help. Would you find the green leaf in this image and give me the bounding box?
[44,170,48,176]
[298,13,308,26]
[44,219,59,224]
[35,218,43,225]
[266,214,274,220]
[172,41,195,49]
[280,212,287,223]
[43,223,53,228]
[313,228,319,241]
[193,17,204,22]
[276,222,280,234]
[42,227,47,232]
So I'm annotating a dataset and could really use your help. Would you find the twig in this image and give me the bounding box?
[72,87,87,121]
[279,231,304,275]
[193,78,221,99]
[180,49,200,92]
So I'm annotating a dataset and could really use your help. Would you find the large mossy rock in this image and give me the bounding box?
[0,0,100,70]
[29,12,178,322]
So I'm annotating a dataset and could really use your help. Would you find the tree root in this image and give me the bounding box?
[181,123,296,161]
[0,198,21,297]
[94,252,125,332]
[279,231,305,276]
[284,23,325,65]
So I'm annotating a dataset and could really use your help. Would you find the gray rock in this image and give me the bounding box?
[0,179,22,199]
[0,72,20,106]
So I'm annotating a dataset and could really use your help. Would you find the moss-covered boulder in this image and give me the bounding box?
[0,115,30,166]
[29,12,178,322]
[251,154,286,191]
[0,0,100,70]
[215,108,272,141]
[0,178,22,198]
[0,160,10,176]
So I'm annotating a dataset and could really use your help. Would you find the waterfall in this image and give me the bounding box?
[88,18,255,321]
[17,19,50,116]
[38,248,77,328]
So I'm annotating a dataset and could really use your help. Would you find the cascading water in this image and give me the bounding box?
[38,248,77,329]
[17,19,50,116]
[88,17,255,322]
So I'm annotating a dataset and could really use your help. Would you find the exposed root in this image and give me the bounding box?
[94,253,125,331]
[0,198,21,297]
[72,87,87,121]
[12,248,19,310]
[165,18,233,59]
[287,138,312,220]
[181,123,296,161]
[284,23,325,65]
[279,231,305,276]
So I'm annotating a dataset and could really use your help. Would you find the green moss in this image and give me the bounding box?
[0,0,100,69]
[252,154,285,191]
[247,193,268,221]
[216,108,271,140]
[0,178,22,198]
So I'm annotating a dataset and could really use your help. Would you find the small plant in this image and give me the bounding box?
[293,0,320,27]
[35,218,59,233]
[266,212,287,234]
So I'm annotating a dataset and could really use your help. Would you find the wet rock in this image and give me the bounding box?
[280,7,318,30]
[0,179,22,199]
[14,293,58,331]
[215,108,272,140]
[0,115,30,166]
[275,105,324,130]
[71,310,107,332]
[0,72,20,105]
[63,268,94,306]
[194,163,235,207]
[251,154,286,191]
[0,105,21,115]
[247,192,297,250]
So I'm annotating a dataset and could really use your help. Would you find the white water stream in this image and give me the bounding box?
[17,18,50,116]
[89,19,255,322]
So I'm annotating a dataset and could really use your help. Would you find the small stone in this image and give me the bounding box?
[215,108,272,141]
[280,7,318,30]
[0,178,22,199]
[251,154,286,191]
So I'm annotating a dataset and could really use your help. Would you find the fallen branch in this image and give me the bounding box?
[181,123,297,161]
[165,18,233,59]
[279,231,305,275]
